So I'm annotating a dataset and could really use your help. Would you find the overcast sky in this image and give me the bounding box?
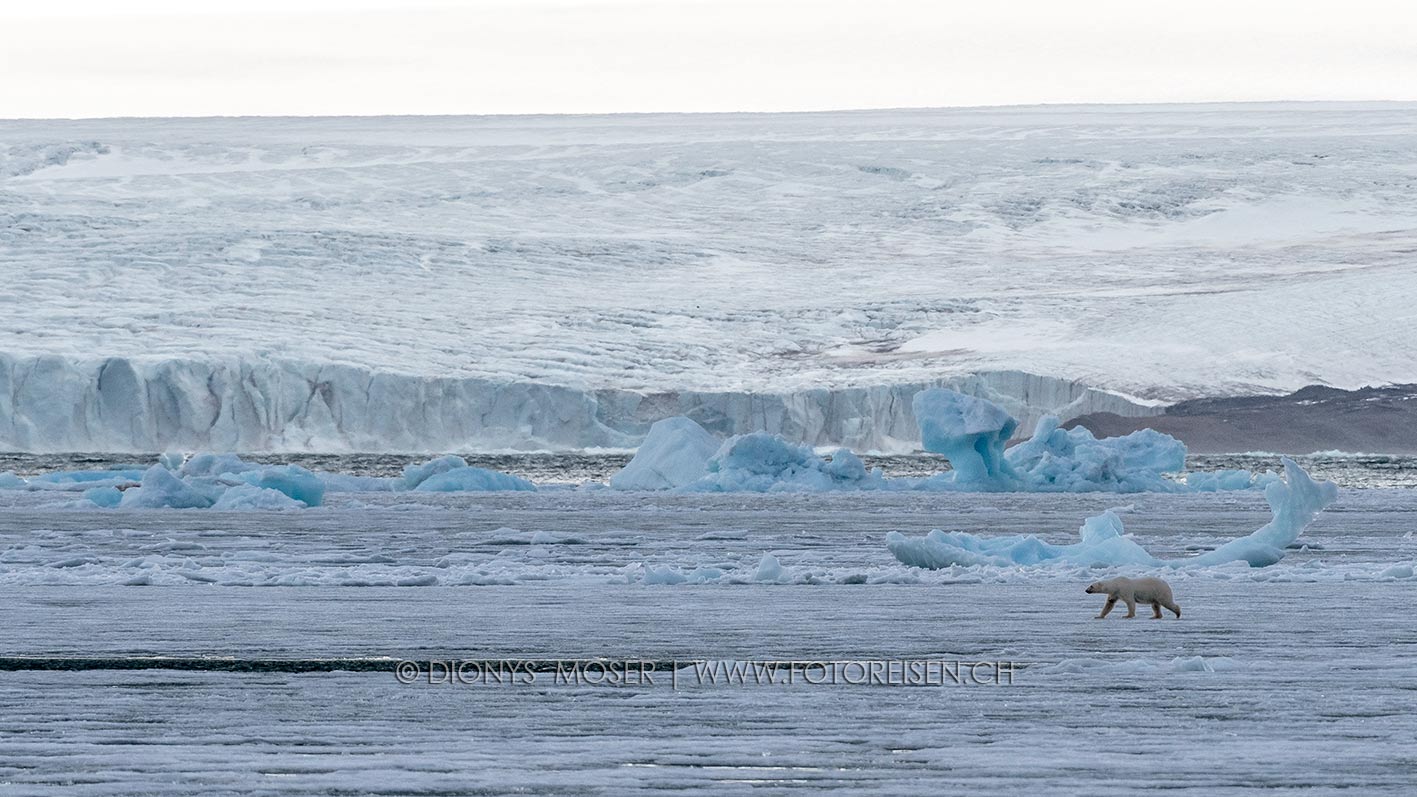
[3,0,1415,118]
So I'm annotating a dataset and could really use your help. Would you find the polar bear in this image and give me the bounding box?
[1085,577,1181,619]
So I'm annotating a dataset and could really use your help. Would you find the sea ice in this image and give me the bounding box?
[754,553,785,582]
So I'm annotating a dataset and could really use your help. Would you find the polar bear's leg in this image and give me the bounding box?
[1151,601,1163,619]
[1123,597,1137,618]
[1097,596,1117,619]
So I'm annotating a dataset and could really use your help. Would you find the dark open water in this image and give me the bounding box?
[2,452,1414,489]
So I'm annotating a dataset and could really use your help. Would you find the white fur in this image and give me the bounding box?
[1085,576,1181,619]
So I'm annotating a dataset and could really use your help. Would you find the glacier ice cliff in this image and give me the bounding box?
[0,354,1154,453]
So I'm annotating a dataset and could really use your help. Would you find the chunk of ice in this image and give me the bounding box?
[610,416,720,490]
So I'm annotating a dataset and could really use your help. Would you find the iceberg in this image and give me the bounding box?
[754,553,786,582]
[28,468,147,485]
[682,432,884,492]
[913,388,1017,485]
[83,485,124,507]
[233,464,326,507]
[1185,458,1340,567]
[180,453,256,478]
[999,415,1187,493]
[603,389,1272,494]
[401,455,534,492]
[211,484,306,510]
[1,472,27,489]
[118,465,219,509]
[72,452,536,507]
[412,466,536,493]
[887,458,1338,569]
[79,454,325,508]
[610,416,720,490]
[402,455,471,490]
[914,389,1269,493]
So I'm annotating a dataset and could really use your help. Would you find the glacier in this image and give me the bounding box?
[886,458,1339,570]
[5,105,1417,454]
[0,354,1148,454]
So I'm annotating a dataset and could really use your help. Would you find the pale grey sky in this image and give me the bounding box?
[3,0,1415,118]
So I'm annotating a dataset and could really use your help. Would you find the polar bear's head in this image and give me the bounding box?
[1084,581,1105,594]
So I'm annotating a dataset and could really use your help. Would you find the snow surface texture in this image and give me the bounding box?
[5,105,1417,451]
[6,576,1415,794]
[886,458,1339,570]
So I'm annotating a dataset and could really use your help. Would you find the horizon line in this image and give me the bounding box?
[5,98,1417,124]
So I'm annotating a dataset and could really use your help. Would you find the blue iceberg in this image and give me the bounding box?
[887,458,1338,569]
[610,416,721,490]
[683,432,885,493]
[413,465,536,493]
